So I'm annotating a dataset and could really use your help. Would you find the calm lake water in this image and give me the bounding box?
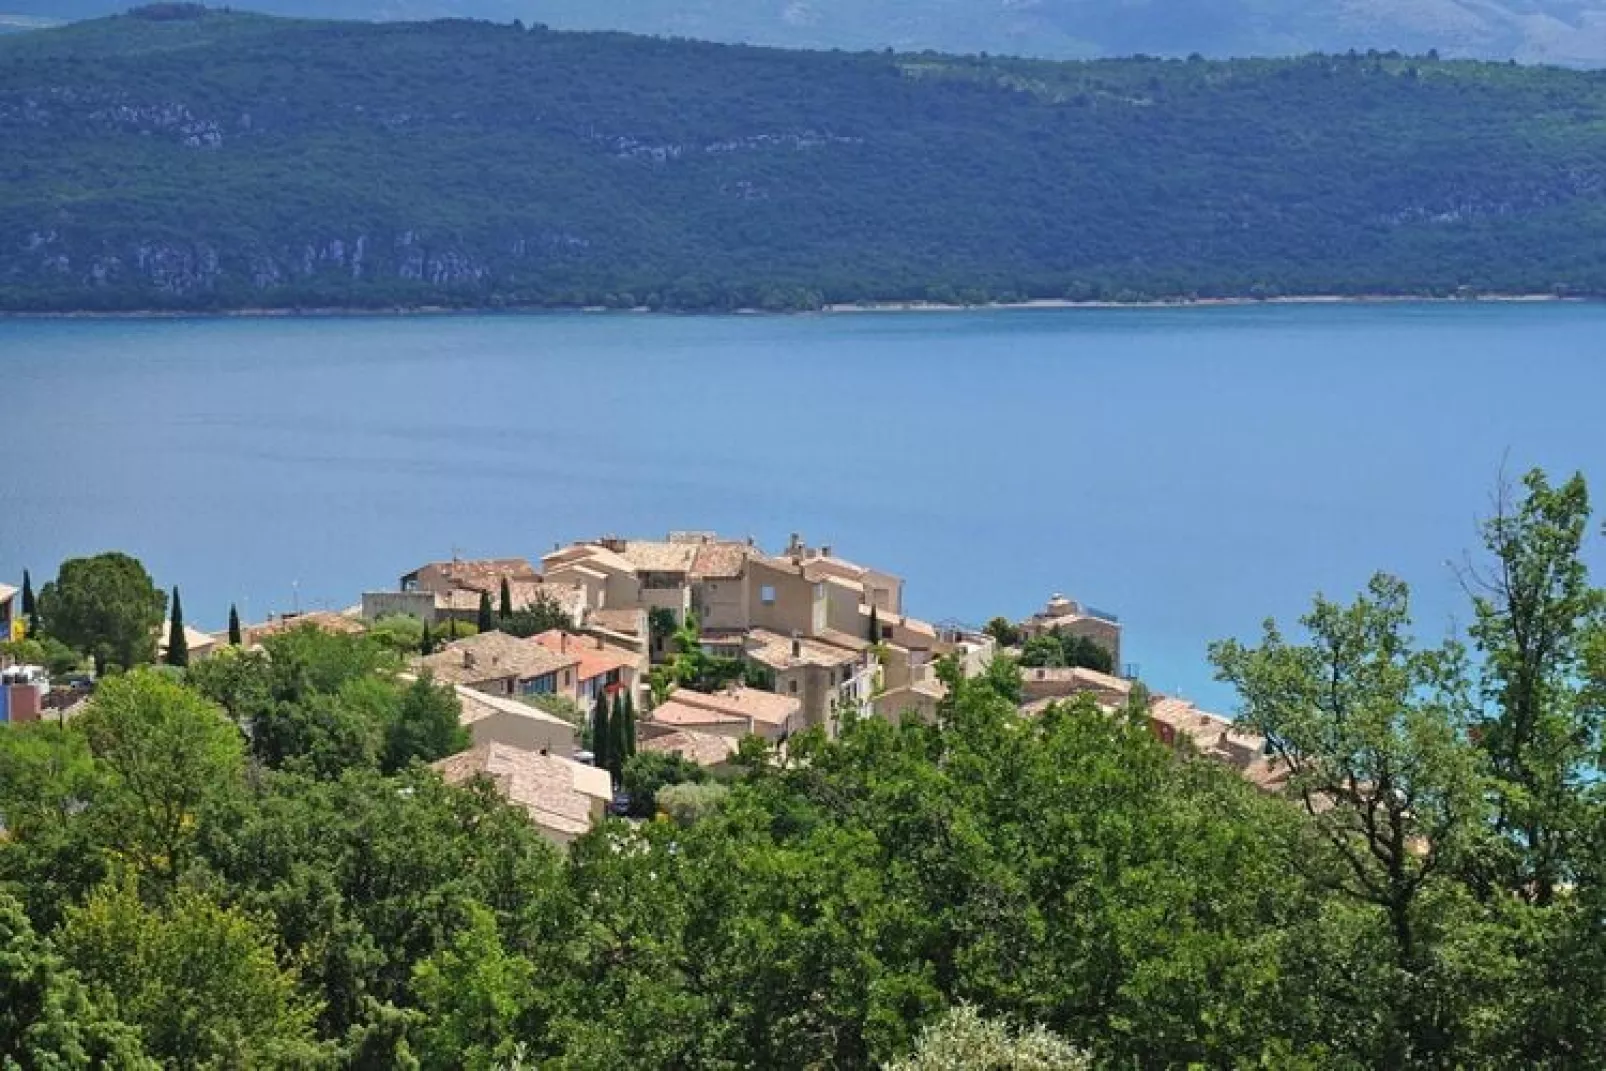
[3,303,1604,711]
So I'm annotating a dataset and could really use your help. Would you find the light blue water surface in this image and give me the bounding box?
[2,303,1602,711]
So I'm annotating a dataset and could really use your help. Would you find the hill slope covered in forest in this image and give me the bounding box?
[3,7,1606,311]
[11,0,1606,64]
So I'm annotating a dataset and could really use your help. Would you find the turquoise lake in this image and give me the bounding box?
[3,303,1604,711]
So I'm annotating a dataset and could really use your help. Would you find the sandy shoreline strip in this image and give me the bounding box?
[0,292,1586,321]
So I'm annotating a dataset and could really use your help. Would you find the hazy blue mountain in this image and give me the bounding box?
[6,1,1606,63]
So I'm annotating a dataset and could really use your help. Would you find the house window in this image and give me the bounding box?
[788,679,798,695]
[761,585,777,605]
[564,670,572,686]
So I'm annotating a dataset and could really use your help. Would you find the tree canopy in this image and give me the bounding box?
[3,480,1605,1066]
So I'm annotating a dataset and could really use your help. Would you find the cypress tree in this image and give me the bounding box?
[868,603,881,644]
[499,577,513,620]
[622,689,637,758]
[228,603,243,646]
[591,690,611,772]
[420,617,433,656]
[22,569,38,636]
[477,591,494,633]
[167,586,189,668]
[609,691,629,778]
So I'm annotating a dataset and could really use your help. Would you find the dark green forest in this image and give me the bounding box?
[4,6,1606,311]
[3,470,1605,1067]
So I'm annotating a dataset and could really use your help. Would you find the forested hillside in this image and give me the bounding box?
[13,0,1606,64]
[4,6,1606,311]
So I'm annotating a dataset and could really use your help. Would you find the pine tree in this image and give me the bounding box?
[420,617,434,656]
[591,690,612,773]
[609,691,629,779]
[499,577,512,620]
[477,591,494,633]
[167,586,189,668]
[868,603,881,644]
[227,604,243,646]
[622,689,637,758]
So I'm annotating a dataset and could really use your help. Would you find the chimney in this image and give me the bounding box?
[595,635,604,650]
[561,633,568,653]
[791,631,802,659]
[821,545,832,558]
[462,650,475,669]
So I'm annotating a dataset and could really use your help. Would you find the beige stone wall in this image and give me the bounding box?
[693,574,750,630]
[467,711,577,757]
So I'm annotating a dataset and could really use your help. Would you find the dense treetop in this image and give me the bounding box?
[4,9,1606,311]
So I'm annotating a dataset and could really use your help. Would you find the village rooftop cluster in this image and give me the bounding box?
[0,532,1284,845]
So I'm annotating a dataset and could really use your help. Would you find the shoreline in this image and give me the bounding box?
[0,292,1588,321]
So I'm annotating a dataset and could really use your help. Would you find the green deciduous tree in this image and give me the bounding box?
[383,673,468,772]
[1211,574,1488,1062]
[621,750,705,818]
[1466,469,1605,905]
[0,891,154,1070]
[59,880,322,1069]
[165,586,188,668]
[886,1004,1090,1071]
[982,616,1020,649]
[77,670,245,883]
[368,614,426,657]
[36,553,166,675]
[498,593,573,639]
[411,904,535,1071]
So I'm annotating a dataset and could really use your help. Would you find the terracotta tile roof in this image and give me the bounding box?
[406,558,538,594]
[691,542,756,579]
[419,631,579,688]
[646,698,749,731]
[158,623,220,657]
[543,544,637,576]
[640,729,741,767]
[620,540,698,573]
[746,628,862,670]
[454,685,575,732]
[815,627,873,652]
[434,743,609,839]
[802,557,867,584]
[530,631,636,682]
[0,584,16,603]
[241,611,367,645]
[1021,666,1134,701]
[862,606,938,639]
[587,608,645,636]
[669,686,801,727]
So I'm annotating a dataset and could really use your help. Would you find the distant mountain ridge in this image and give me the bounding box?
[8,0,1606,63]
[3,10,1606,312]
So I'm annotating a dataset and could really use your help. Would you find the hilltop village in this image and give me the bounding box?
[1,531,1280,845]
